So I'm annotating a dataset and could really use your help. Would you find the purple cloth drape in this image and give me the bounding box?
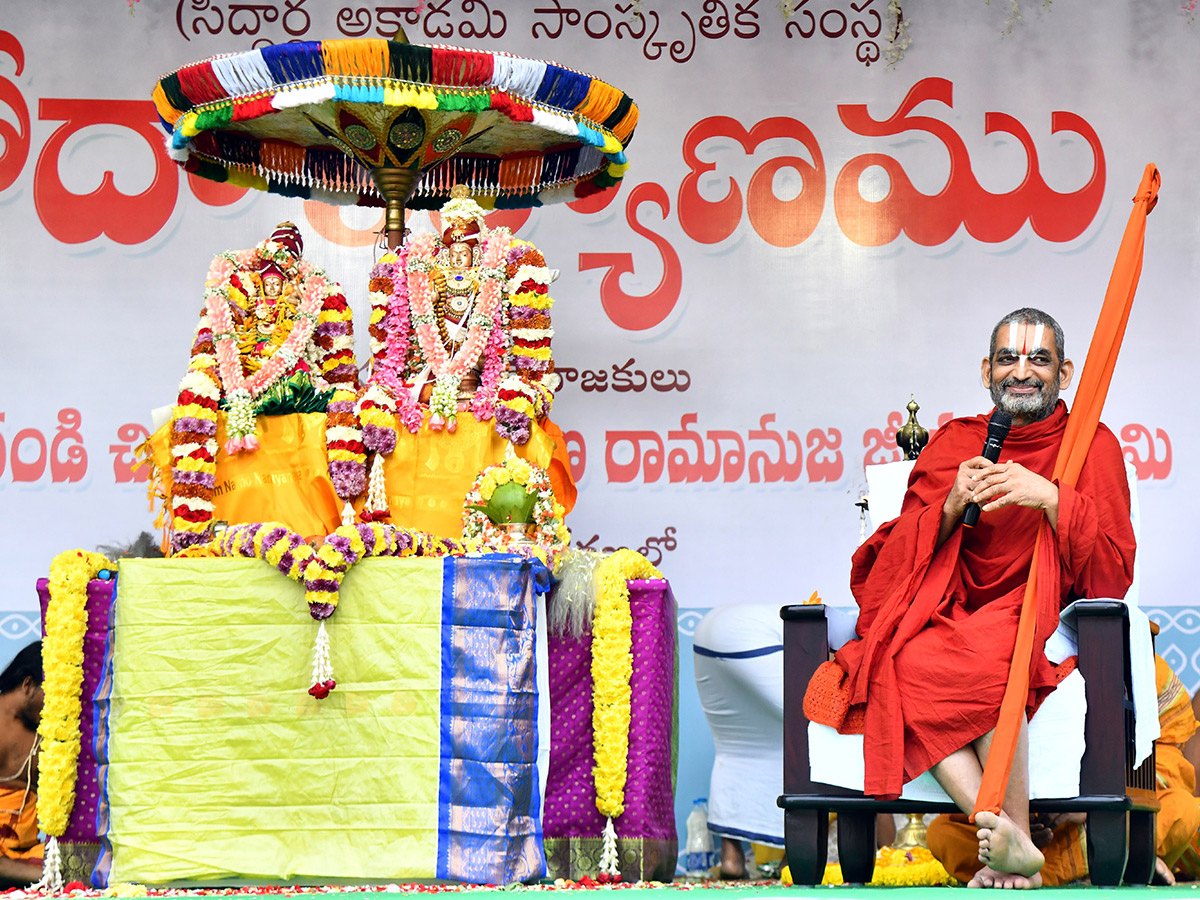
[36,577,115,844]
[543,578,677,880]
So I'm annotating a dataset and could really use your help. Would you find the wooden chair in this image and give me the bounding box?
[777,599,1158,886]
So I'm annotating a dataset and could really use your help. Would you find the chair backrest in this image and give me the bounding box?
[863,459,1140,603]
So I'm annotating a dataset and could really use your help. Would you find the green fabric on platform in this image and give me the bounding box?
[104,557,444,884]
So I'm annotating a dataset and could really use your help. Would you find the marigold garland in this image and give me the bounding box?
[789,846,956,886]
[38,549,113,891]
[461,455,569,567]
[591,549,663,819]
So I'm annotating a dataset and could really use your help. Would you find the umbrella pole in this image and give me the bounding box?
[372,165,420,251]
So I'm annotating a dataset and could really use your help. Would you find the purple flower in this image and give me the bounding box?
[357,524,380,556]
[330,460,366,499]
[173,469,216,489]
[514,356,550,373]
[494,406,532,445]
[308,602,336,620]
[171,531,208,552]
[174,416,218,435]
[363,424,397,456]
[306,578,341,594]
[326,534,358,564]
[316,320,350,338]
[261,525,288,554]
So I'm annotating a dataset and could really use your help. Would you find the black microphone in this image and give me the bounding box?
[962,409,1013,528]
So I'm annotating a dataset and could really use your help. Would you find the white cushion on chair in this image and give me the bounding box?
[808,668,1087,801]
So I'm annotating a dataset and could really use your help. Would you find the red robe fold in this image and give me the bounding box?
[834,400,1135,799]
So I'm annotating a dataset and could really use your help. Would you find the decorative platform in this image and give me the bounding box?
[93,556,550,887]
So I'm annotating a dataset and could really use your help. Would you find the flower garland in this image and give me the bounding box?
[360,248,423,459]
[187,521,461,697]
[461,455,569,567]
[790,846,955,887]
[495,245,560,445]
[407,228,510,432]
[590,548,663,876]
[38,549,113,892]
[317,286,366,505]
[170,365,222,551]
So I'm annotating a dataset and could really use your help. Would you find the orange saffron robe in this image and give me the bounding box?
[832,401,1135,798]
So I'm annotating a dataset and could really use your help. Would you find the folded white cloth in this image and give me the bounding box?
[809,669,1087,800]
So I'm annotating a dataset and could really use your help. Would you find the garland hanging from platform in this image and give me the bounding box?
[38,549,114,892]
[590,549,663,878]
[178,521,461,697]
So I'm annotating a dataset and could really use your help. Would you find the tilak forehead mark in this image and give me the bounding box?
[999,321,1046,365]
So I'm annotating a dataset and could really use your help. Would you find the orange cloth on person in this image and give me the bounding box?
[0,786,42,862]
[819,401,1135,799]
[1154,654,1200,868]
[927,813,1087,886]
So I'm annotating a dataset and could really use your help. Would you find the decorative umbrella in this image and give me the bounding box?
[153,30,638,248]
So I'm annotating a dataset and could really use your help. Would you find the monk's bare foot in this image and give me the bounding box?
[972,811,1044,888]
[968,865,1043,889]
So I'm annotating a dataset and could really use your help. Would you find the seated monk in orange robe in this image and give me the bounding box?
[808,308,1136,888]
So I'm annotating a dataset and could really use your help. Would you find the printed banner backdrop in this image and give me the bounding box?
[3,0,1199,860]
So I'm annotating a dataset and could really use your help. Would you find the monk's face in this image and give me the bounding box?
[982,322,1074,425]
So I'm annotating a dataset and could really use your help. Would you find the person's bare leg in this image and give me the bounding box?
[929,721,1043,889]
[719,837,746,878]
[971,719,1043,888]
[876,812,896,848]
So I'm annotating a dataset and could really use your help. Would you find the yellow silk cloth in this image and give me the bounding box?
[1154,654,1200,867]
[0,786,42,862]
[101,558,443,884]
[149,412,567,542]
[381,412,558,538]
[148,413,342,541]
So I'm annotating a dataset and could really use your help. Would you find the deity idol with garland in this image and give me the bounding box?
[353,190,575,535]
[166,222,360,552]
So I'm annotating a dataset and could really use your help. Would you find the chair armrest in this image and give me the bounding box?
[1072,600,1155,801]
[780,605,832,795]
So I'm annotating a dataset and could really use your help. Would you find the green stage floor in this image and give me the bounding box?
[44,885,1200,899]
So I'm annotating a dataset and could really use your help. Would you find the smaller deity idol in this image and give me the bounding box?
[167,222,361,551]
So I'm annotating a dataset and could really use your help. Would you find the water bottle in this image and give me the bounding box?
[685,798,715,877]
